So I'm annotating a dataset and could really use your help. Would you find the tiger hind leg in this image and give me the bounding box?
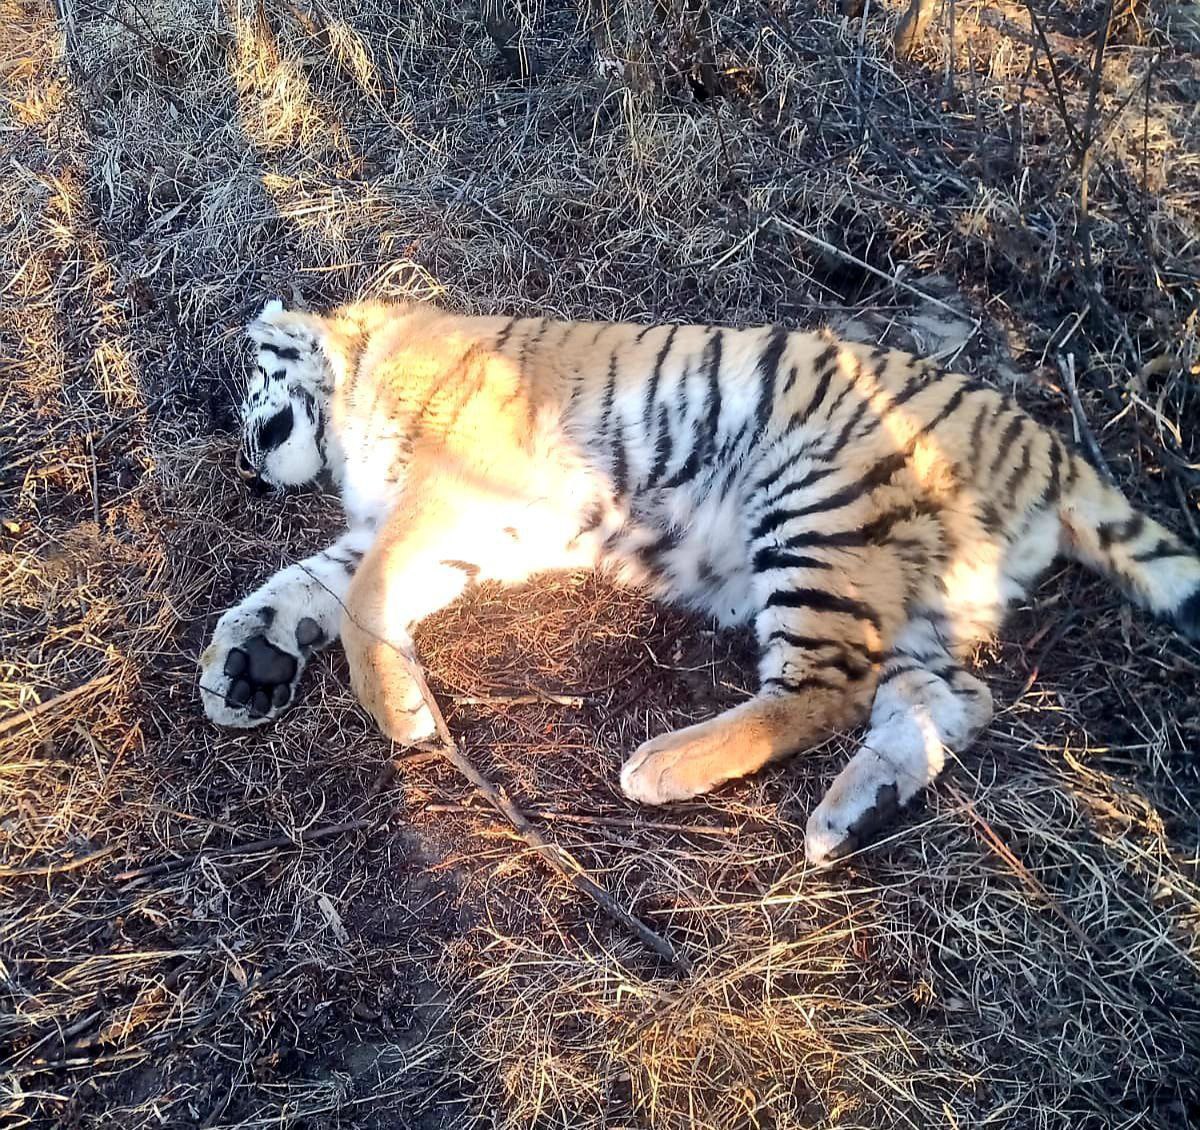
[620,569,887,806]
[804,617,993,867]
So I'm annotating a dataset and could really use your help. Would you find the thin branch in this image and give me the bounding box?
[399,657,691,973]
[0,844,118,879]
[1058,352,1116,485]
[0,672,116,739]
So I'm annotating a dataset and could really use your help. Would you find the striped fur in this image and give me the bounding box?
[199,300,1200,866]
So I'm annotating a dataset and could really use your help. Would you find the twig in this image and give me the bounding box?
[451,692,586,707]
[526,808,755,838]
[1057,352,1116,484]
[400,658,691,973]
[0,672,115,739]
[1077,0,1116,280]
[0,844,118,879]
[113,820,370,882]
[772,216,981,334]
[369,749,442,795]
[947,784,1098,957]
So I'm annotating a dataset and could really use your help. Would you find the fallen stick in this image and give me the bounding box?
[113,819,370,882]
[1057,352,1116,485]
[0,672,115,739]
[0,843,118,879]
[451,692,585,707]
[526,808,752,838]
[772,217,981,333]
[947,783,1095,955]
[401,660,691,974]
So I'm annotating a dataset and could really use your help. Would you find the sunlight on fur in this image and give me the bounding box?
[199,298,1200,868]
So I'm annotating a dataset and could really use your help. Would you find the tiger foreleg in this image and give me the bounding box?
[340,477,568,746]
[199,527,374,727]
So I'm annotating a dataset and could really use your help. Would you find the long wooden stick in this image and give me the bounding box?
[404,660,691,974]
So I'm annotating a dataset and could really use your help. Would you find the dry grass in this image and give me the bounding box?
[3,0,1200,1126]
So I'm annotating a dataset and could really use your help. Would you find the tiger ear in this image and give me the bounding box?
[245,299,287,339]
[246,299,324,342]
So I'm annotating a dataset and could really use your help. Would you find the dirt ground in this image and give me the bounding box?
[3,0,1200,1126]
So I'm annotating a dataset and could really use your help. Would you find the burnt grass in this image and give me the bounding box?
[2,0,1200,1127]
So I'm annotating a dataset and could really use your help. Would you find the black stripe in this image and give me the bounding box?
[295,385,317,420]
[259,342,300,362]
[811,342,839,377]
[919,380,975,435]
[767,630,883,662]
[752,326,789,441]
[599,353,619,437]
[876,661,923,685]
[750,450,907,541]
[979,501,1004,534]
[753,456,792,496]
[813,652,873,680]
[494,316,518,350]
[659,448,703,490]
[988,414,1025,476]
[257,404,294,452]
[821,382,854,427]
[1098,514,1145,549]
[764,675,839,694]
[761,464,837,508]
[611,424,629,498]
[636,525,680,567]
[787,362,834,433]
[647,405,673,486]
[752,548,834,572]
[577,502,605,536]
[1042,435,1064,506]
[1064,451,1080,493]
[782,364,800,394]
[518,317,548,371]
[858,500,941,546]
[779,528,872,550]
[823,397,871,460]
[847,368,933,447]
[703,329,724,451]
[763,588,882,628]
[1132,539,1191,563]
[1002,437,1034,505]
[643,326,678,433]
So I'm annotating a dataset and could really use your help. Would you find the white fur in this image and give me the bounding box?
[805,641,992,867]
[199,529,370,725]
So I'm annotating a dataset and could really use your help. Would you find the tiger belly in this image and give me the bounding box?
[609,484,757,628]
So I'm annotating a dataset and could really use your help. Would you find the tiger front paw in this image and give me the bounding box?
[619,721,730,805]
[199,603,325,728]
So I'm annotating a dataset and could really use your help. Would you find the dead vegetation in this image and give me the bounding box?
[2,0,1200,1126]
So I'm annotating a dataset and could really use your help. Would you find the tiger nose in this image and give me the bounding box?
[235,448,258,481]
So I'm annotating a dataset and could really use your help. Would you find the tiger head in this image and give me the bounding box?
[237,301,337,493]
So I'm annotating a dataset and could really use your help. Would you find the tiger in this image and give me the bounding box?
[198,298,1200,867]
